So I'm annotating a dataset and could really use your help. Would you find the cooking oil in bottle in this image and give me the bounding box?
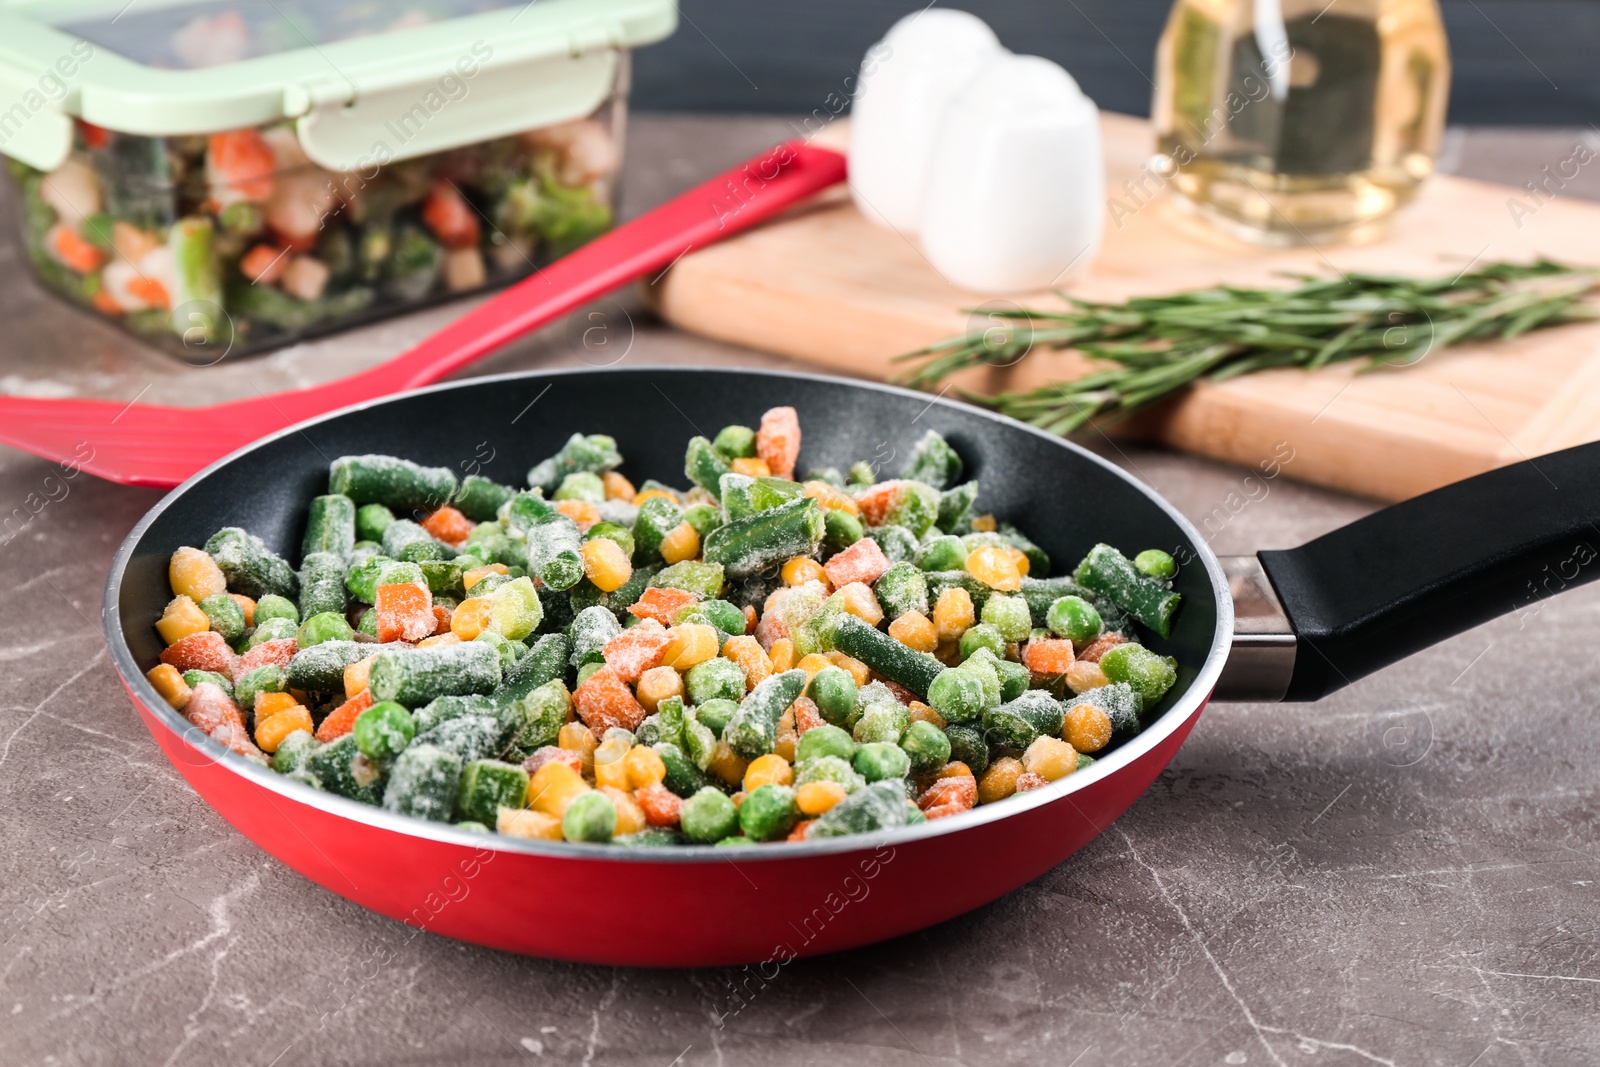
[1151,0,1449,245]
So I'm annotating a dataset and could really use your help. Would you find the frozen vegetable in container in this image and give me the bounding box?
[0,0,676,360]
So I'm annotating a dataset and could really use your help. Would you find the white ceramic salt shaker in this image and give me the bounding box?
[847,9,1004,233]
[919,55,1104,292]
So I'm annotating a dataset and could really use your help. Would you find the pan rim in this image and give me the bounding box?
[104,364,1234,864]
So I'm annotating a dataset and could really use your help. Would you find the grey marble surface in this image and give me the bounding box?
[1,116,1597,1067]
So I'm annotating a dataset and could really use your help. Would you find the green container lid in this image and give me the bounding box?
[0,0,676,171]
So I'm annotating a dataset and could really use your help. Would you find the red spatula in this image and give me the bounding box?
[0,140,847,489]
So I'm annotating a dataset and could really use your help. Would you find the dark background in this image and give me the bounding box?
[630,0,1598,125]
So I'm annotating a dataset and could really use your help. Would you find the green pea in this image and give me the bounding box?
[234,665,286,713]
[1098,643,1178,707]
[692,697,738,739]
[847,461,877,488]
[958,622,1006,661]
[197,594,245,643]
[796,723,855,763]
[1134,549,1177,579]
[993,657,1030,703]
[713,424,758,459]
[562,790,618,842]
[357,607,378,637]
[716,836,757,847]
[806,665,858,725]
[927,667,985,723]
[297,611,354,649]
[685,657,746,705]
[823,509,864,552]
[899,720,951,776]
[793,754,866,793]
[575,661,605,688]
[254,594,300,626]
[182,669,233,698]
[584,521,636,559]
[680,787,739,843]
[1046,595,1101,646]
[852,702,909,745]
[244,616,298,650]
[355,503,397,542]
[555,471,606,503]
[980,593,1032,643]
[738,783,798,841]
[353,701,415,760]
[914,535,968,573]
[853,741,911,782]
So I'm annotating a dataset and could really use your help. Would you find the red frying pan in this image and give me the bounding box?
[103,366,1599,966]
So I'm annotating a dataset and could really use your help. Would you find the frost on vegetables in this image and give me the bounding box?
[146,409,1184,847]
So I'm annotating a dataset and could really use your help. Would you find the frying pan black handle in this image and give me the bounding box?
[1257,439,1600,701]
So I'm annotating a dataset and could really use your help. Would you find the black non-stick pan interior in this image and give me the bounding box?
[116,368,1223,721]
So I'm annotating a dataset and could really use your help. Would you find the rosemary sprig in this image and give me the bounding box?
[894,260,1600,436]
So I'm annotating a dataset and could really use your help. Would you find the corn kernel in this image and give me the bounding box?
[978,756,1024,804]
[602,785,648,836]
[632,487,677,506]
[707,740,749,788]
[781,557,828,587]
[802,481,860,516]
[722,635,773,692]
[768,638,797,673]
[581,537,633,592]
[557,722,598,778]
[623,745,667,789]
[156,595,210,645]
[836,582,884,625]
[555,499,601,531]
[344,655,377,700]
[255,704,313,753]
[795,780,847,816]
[1065,660,1108,694]
[498,808,563,840]
[908,700,948,730]
[228,594,257,627]
[254,691,297,719]
[168,547,226,602]
[602,471,636,501]
[730,456,771,478]
[462,563,509,591]
[594,734,631,790]
[659,521,701,565]
[937,761,973,780]
[527,759,591,816]
[794,652,832,680]
[824,651,870,687]
[661,623,718,670]
[743,753,794,791]
[1063,703,1113,753]
[965,546,1023,591]
[970,513,997,532]
[1023,736,1078,781]
[635,665,685,713]
[1004,546,1031,576]
[145,664,191,709]
[932,587,975,642]
[888,611,938,652]
[742,605,757,633]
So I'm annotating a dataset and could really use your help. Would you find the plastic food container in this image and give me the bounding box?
[0,0,676,361]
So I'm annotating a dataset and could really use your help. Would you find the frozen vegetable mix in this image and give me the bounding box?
[146,411,1183,846]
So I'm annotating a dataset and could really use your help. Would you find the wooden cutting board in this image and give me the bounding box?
[652,114,1600,501]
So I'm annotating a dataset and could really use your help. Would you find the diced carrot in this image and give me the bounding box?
[375,582,434,643]
[316,689,374,743]
[627,585,699,625]
[159,631,236,675]
[420,179,480,249]
[240,244,289,285]
[420,505,474,546]
[756,406,801,480]
[48,225,105,273]
[126,275,171,309]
